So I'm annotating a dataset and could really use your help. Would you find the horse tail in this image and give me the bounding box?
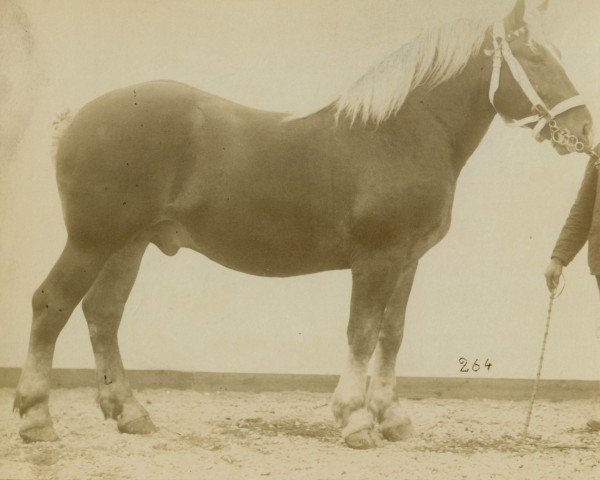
[51,108,77,163]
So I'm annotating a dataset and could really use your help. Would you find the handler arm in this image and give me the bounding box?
[546,158,598,290]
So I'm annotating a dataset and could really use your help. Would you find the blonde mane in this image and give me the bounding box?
[335,18,489,125]
[334,12,551,125]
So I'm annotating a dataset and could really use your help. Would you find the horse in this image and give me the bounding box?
[14,0,594,449]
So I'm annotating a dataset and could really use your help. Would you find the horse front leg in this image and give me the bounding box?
[332,248,405,449]
[367,261,418,441]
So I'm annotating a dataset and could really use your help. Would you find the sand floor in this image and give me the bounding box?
[0,388,598,480]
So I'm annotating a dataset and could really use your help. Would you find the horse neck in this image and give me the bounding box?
[388,51,496,173]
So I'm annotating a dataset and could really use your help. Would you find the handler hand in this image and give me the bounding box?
[544,258,563,292]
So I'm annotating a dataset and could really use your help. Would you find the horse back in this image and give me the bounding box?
[54,80,351,273]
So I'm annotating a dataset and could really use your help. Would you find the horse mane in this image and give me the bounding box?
[332,12,551,125]
[335,18,489,125]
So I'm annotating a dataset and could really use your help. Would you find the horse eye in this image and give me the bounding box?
[524,48,545,63]
[531,54,544,63]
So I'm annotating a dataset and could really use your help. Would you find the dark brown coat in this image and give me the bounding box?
[552,158,600,274]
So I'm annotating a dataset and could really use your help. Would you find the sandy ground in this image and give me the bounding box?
[0,388,598,480]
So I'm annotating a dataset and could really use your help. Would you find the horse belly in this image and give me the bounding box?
[154,201,349,277]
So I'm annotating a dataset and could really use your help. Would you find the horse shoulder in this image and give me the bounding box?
[345,162,455,249]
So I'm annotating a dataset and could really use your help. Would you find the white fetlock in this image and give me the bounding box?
[380,403,413,441]
[19,403,52,431]
[341,408,374,439]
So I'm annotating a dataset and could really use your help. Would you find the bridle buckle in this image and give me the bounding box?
[532,104,552,122]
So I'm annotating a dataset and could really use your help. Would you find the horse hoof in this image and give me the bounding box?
[380,415,414,442]
[118,415,157,435]
[19,426,59,443]
[344,428,382,449]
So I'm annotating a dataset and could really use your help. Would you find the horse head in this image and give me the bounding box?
[489,0,593,155]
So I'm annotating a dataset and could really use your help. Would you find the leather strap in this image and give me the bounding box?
[488,22,505,107]
[488,21,587,140]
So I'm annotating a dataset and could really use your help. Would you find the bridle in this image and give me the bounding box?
[487,21,599,163]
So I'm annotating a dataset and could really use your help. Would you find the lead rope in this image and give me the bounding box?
[522,274,565,440]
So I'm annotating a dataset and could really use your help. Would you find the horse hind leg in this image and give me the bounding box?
[81,238,156,434]
[14,239,112,442]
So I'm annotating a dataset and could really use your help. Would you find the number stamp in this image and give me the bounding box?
[458,357,492,373]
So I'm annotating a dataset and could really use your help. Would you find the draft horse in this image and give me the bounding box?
[15,0,594,448]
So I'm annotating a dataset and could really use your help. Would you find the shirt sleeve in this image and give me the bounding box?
[551,158,598,266]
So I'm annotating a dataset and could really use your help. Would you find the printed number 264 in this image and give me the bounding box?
[458,357,492,373]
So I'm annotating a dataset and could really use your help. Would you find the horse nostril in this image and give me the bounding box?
[582,123,591,138]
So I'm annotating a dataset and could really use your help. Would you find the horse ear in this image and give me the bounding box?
[506,0,527,30]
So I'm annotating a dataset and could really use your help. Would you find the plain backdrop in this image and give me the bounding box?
[1,0,599,380]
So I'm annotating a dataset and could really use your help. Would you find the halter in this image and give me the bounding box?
[487,22,590,153]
